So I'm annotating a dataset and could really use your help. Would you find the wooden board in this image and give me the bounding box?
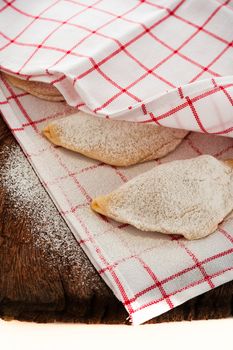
[0,115,232,324]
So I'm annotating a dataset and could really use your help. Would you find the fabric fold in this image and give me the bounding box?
[0,0,232,132]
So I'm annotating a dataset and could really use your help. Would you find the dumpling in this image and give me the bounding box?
[2,72,64,102]
[43,112,188,166]
[91,155,233,239]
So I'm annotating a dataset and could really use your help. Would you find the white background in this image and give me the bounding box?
[0,318,232,350]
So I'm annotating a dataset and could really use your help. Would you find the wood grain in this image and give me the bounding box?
[0,115,232,324]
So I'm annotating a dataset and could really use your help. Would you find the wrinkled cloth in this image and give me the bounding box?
[0,0,233,133]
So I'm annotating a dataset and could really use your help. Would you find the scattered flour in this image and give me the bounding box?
[0,142,103,291]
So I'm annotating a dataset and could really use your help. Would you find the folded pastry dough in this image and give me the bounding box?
[2,72,64,101]
[43,112,188,166]
[91,155,233,239]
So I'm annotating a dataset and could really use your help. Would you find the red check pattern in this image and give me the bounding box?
[0,74,233,325]
[0,0,233,325]
[0,0,233,136]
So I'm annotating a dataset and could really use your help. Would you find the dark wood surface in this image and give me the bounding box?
[0,114,232,324]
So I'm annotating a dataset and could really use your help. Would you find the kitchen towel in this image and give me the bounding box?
[0,0,233,324]
[0,0,233,131]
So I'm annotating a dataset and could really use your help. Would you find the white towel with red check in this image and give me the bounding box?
[0,0,233,325]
